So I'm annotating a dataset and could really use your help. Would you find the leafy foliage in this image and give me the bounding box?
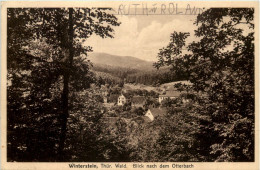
[7,8,120,161]
[154,8,254,161]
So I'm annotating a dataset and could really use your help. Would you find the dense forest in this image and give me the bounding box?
[7,7,254,162]
[92,64,188,86]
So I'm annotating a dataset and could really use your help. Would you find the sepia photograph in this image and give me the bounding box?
[1,1,259,169]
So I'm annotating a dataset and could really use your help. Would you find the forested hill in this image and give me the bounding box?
[88,52,154,70]
[88,52,188,85]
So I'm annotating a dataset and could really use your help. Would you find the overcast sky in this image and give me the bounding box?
[86,14,198,61]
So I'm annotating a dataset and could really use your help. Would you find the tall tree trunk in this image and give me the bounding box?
[58,8,74,160]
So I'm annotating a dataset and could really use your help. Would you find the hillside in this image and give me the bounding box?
[94,71,122,83]
[123,80,191,94]
[88,53,188,86]
[88,52,154,70]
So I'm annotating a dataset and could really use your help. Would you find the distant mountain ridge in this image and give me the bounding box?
[88,53,180,86]
[88,52,155,70]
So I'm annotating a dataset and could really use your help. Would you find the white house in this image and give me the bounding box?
[145,108,167,121]
[158,90,182,103]
[103,96,108,103]
[118,94,127,106]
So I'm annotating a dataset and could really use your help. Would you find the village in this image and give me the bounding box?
[89,81,191,125]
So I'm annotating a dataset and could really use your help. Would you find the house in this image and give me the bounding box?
[117,93,131,106]
[103,96,108,103]
[158,90,182,103]
[145,108,167,121]
[118,94,127,106]
[118,94,126,106]
[131,96,146,108]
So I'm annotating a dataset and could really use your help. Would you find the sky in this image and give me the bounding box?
[86,14,199,61]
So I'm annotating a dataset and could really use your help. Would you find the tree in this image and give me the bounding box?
[154,8,254,161]
[192,8,254,161]
[65,89,105,161]
[7,8,120,161]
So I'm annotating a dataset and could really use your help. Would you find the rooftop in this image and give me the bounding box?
[159,90,182,97]
[148,107,167,117]
[132,96,146,104]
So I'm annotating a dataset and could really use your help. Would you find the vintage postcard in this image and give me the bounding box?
[1,1,259,170]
